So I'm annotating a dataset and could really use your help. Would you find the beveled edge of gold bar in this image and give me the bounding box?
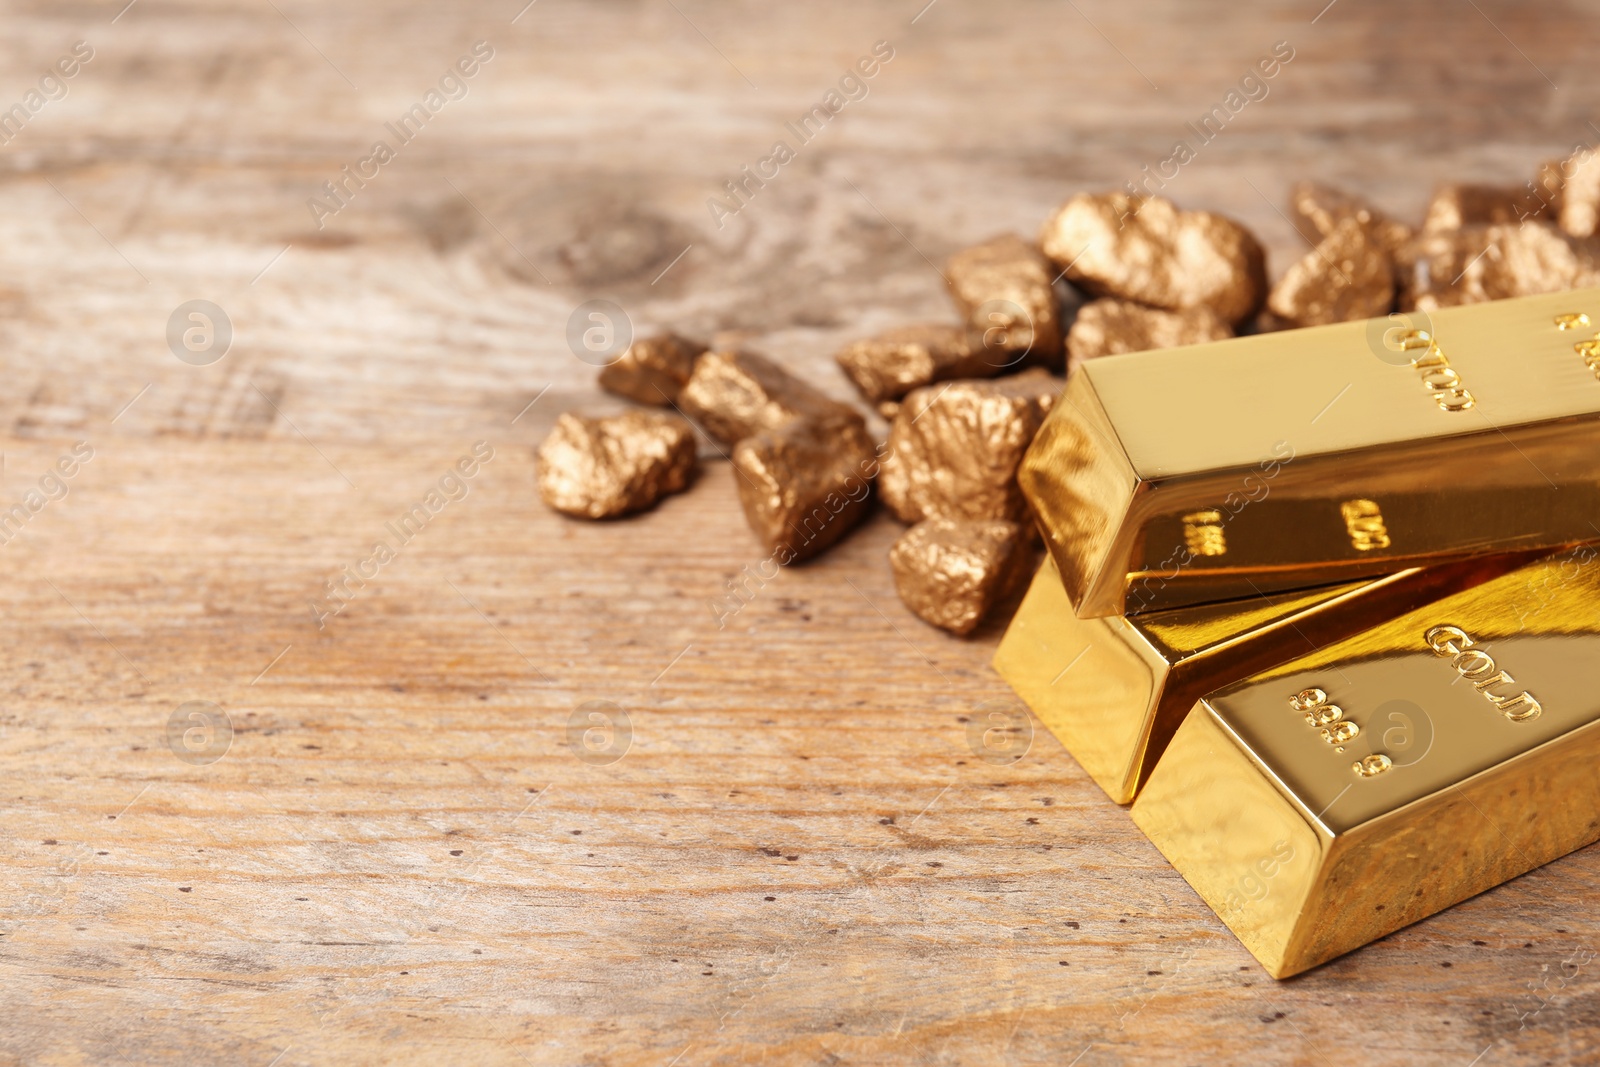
[993,556,1166,803]
[1129,699,1326,976]
[1285,717,1600,976]
[1019,371,1139,619]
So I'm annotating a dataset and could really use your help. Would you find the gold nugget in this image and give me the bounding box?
[679,349,865,446]
[1531,158,1568,229]
[1397,223,1599,311]
[880,369,1061,525]
[1287,180,1413,256]
[1551,150,1600,237]
[597,331,705,406]
[1268,218,1395,327]
[537,411,697,519]
[732,418,876,563]
[1039,193,1267,325]
[835,324,992,405]
[890,518,1031,636]
[1422,182,1545,231]
[945,233,1064,369]
[1131,547,1600,977]
[1066,299,1232,374]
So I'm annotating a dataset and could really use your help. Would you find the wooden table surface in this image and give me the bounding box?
[4,1,1599,1064]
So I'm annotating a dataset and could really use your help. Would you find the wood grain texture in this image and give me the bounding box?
[3,1,1599,1064]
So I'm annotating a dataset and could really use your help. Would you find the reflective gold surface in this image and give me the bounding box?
[1021,287,1600,617]
[1130,545,1600,978]
[993,553,1533,804]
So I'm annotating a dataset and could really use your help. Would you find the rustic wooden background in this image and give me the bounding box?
[3,1,1598,1064]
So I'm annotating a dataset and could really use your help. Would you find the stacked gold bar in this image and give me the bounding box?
[995,287,1600,977]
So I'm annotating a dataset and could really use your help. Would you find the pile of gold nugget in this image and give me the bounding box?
[543,149,1600,978]
[538,146,1600,637]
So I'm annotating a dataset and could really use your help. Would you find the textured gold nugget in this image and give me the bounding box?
[1268,218,1395,326]
[945,233,1064,369]
[1131,547,1600,978]
[1552,150,1600,237]
[597,331,705,406]
[679,349,865,446]
[537,411,697,519]
[1039,193,1267,325]
[890,518,1030,636]
[1422,182,1545,231]
[1287,180,1413,256]
[880,369,1061,525]
[732,418,876,563]
[1065,299,1232,373]
[835,323,993,405]
[1397,223,1599,311]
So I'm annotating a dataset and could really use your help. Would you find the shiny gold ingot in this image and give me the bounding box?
[993,554,1528,804]
[1021,287,1600,618]
[1130,546,1600,978]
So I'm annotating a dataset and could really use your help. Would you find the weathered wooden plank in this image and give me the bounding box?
[2,0,1599,1064]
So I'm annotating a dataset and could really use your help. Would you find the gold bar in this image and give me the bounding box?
[1021,288,1600,617]
[994,553,1534,804]
[1129,546,1600,978]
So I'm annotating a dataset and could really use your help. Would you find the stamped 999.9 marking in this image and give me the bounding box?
[1287,687,1392,779]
